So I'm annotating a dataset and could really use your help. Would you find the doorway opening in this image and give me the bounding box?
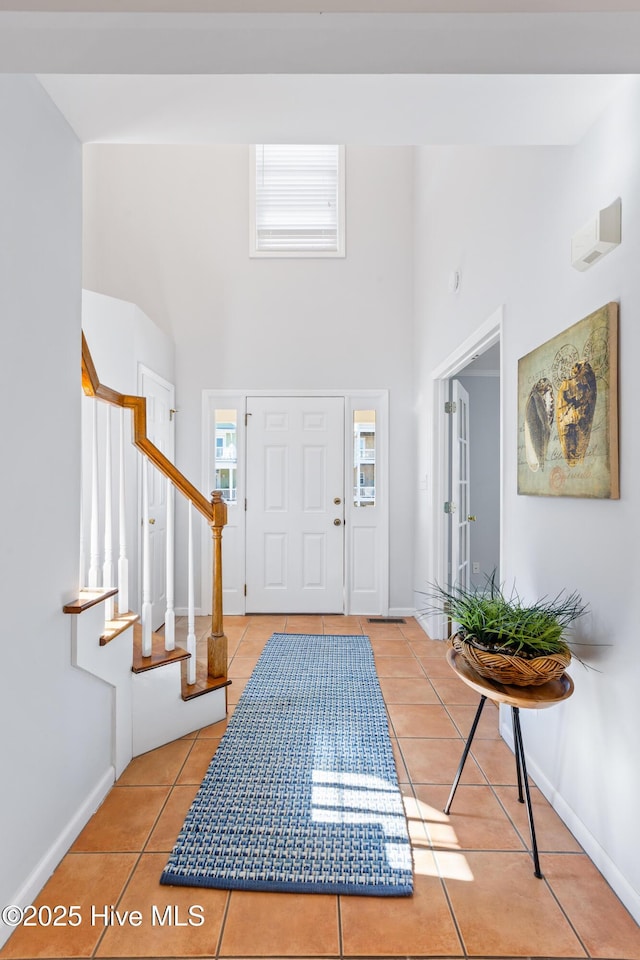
[137,363,176,631]
[430,308,503,639]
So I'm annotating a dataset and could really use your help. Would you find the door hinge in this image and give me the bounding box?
[245,412,252,426]
[244,498,247,511]
[444,401,457,414]
[444,501,456,514]
[244,584,247,596]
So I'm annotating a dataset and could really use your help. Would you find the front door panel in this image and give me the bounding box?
[246,396,344,613]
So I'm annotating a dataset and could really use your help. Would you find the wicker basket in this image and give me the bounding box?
[451,633,571,686]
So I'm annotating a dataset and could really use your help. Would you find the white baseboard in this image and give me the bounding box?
[499,715,640,924]
[175,606,203,617]
[387,607,417,618]
[413,611,448,640]
[0,767,115,949]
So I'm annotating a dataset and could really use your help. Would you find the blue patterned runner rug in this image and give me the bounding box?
[161,633,413,896]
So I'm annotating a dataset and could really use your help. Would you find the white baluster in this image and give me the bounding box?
[186,501,196,684]
[88,402,100,588]
[103,409,114,621]
[164,479,175,651]
[117,408,129,614]
[141,457,153,657]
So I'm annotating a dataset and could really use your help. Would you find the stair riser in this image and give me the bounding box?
[71,608,134,779]
[132,664,226,756]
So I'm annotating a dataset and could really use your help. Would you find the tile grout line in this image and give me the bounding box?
[8,617,628,960]
[380,623,469,960]
[213,889,232,959]
[407,624,596,960]
[90,846,144,959]
[90,730,213,958]
[436,870,470,960]
[390,622,516,960]
[539,871,592,959]
[336,892,344,960]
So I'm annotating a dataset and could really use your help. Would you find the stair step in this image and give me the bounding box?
[132,625,231,702]
[63,588,118,614]
[132,624,190,673]
[181,660,231,701]
[100,611,139,646]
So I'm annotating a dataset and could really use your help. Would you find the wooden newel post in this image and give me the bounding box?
[208,490,228,679]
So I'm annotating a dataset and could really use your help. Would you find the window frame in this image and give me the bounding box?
[249,144,346,259]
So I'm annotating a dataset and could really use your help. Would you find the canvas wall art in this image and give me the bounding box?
[517,302,619,498]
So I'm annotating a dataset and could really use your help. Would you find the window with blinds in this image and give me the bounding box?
[250,144,345,258]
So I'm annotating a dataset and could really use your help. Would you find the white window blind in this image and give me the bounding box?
[251,144,345,257]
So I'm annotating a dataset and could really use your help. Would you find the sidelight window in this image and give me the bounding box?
[353,410,376,507]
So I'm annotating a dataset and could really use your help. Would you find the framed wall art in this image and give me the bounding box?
[517,302,619,498]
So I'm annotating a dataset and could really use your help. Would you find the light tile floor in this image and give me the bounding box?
[3,615,640,960]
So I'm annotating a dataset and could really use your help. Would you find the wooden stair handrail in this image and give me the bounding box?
[81,332,212,522]
[82,331,228,684]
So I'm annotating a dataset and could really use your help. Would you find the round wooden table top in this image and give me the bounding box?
[446,647,574,710]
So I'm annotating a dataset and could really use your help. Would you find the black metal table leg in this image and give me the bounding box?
[444,647,574,882]
[512,706,543,879]
[512,706,524,802]
[444,695,487,815]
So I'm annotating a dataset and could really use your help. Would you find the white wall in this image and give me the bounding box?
[414,80,640,919]
[0,76,112,944]
[82,290,175,394]
[83,144,416,613]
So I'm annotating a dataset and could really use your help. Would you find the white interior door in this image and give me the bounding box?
[450,379,471,593]
[139,365,175,631]
[245,396,345,613]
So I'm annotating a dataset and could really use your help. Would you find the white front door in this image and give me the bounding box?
[139,365,175,631]
[245,396,345,613]
[450,379,471,593]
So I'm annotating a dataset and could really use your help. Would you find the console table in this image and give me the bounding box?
[445,646,574,878]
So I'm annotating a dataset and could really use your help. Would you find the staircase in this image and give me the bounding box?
[63,334,231,777]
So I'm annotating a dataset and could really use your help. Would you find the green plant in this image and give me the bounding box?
[425,572,587,659]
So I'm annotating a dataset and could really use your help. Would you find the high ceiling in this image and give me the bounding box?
[2,5,639,145]
[2,1,640,11]
[36,74,632,145]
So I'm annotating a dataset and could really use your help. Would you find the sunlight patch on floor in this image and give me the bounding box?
[403,794,474,881]
[310,768,412,876]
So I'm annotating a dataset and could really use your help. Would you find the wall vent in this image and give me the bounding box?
[367,617,406,624]
[571,198,621,271]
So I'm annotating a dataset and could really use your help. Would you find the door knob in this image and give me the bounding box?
[333,518,342,526]
[148,517,156,525]
[467,515,476,522]
[334,497,342,505]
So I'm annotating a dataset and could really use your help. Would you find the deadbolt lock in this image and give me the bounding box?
[148,517,156,525]
[333,518,342,526]
[334,497,342,505]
